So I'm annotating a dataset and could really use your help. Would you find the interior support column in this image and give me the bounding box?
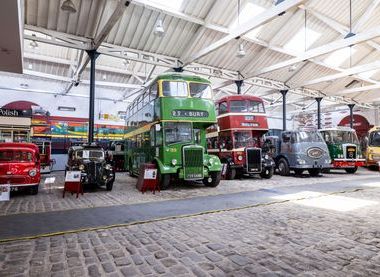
[315,97,323,129]
[235,80,243,94]
[280,90,288,131]
[86,50,100,144]
[348,104,355,129]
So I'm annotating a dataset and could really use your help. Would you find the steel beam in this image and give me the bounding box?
[86,50,100,144]
[315,97,323,129]
[280,90,288,131]
[348,104,355,128]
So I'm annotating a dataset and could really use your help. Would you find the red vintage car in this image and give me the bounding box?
[0,143,41,194]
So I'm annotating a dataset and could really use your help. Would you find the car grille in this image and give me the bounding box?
[246,148,262,173]
[183,146,204,180]
[345,145,357,159]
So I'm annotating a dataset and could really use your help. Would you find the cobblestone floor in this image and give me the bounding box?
[1,181,380,276]
[0,168,378,216]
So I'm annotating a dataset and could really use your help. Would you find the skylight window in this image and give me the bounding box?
[230,1,265,29]
[359,69,378,79]
[324,47,357,67]
[284,28,321,53]
[149,0,183,10]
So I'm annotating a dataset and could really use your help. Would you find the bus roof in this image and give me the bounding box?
[216,95,264,104]
[154,72,211,84]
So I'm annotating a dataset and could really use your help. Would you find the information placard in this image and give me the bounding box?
[65,171,81,182]
[0,184,10,201]
[144,169,157,180]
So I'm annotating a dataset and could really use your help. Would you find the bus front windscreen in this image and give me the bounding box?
[230,100,265,113]
[165,122,192,145]
[190,83,212,99]
[369,131,380,146]
[326,130,359,144]
[162,81,188,97]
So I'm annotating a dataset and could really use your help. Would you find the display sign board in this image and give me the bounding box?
[0,184,10,201]
[65,171,81,182]
[172,110,209,118]
[0,108,32,118]
[144,169,157,180]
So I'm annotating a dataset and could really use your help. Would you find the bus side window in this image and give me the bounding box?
[155,124,162,146]
[219,102,227,114]
[150,126,155,147]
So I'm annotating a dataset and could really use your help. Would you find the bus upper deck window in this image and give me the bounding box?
[230,101,247,112]
[248,101,265,113]
[162,81,188,97]
[190,83,212,99]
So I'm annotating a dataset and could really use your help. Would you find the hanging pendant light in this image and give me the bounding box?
[236,43,246,58]
[154,19,165,37]
[61,0,77,13]
[29,34,38,49]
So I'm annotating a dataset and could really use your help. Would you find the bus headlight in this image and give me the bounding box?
[237,155,243,161]
[29,169,37,177]
[79,164,85,171]
[105,164,112,170]
[171,159,177,166]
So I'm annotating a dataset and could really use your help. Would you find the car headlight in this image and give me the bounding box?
[326,159,331,163]
[79,164,85,170]
[264,154,269,160]
[237,155,243,161]
[208,158,214,165]
[29,169,37,177]
[297,159,306,165]
[171,159,177,166]
[105,164,112,170]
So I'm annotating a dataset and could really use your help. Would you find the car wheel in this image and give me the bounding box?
[106,181,114,191]
[278,158,290,176]
[29,185,39,195]
[345,167,358,174]
[203,171,222,187]
[260,167,274,179]
[308,168,321,177]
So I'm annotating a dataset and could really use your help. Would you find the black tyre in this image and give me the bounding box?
[277,158,290,176]
[158,171,171,190]
[106,181,114,191]
[294,169,304,176]
[308,168,321,177]
[29,185,39,195]
[203,171,222,187]
[225,164,236,180]
[235,169,244,179]
[129,160,136,177]
[260,167,274,179]
[345,167,358,174]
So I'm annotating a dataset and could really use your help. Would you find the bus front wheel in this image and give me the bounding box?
[345,167,358,174]
[158,171,171,190]
[203,171,221,187]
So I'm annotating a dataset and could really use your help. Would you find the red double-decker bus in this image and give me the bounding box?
[207,95,274,179]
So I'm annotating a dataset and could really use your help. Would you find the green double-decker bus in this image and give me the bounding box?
[124,72,222,189]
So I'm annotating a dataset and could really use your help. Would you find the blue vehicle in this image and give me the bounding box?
[266,130,331,176]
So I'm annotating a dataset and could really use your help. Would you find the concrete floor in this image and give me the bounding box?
[0,168,380,276]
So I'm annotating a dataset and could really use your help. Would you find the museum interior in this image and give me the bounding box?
[1,0,380,276]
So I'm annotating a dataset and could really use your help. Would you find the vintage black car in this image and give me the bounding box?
[66,144,115,190]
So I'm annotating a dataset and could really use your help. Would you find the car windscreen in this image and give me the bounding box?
[0,150,33,162]
[294,131,323,143]
[369,131,380,146]
[164,122,192,145]
[76,150,104,160]
[189,83,212,99]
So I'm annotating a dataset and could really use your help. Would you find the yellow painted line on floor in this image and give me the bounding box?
[0,187,365,244]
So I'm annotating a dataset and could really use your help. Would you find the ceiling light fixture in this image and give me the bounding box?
[236,43,246,58]
[288,64,297,72]
[61,0,77,13]
[123,59,130,66]
[154,19,165,37]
